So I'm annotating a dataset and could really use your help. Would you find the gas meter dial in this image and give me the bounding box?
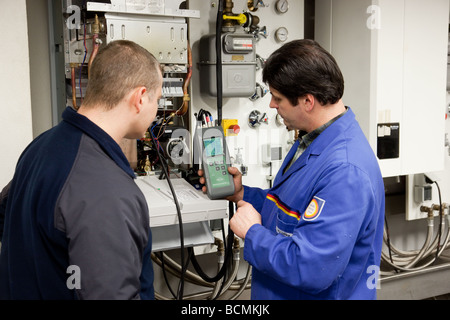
[275,0,289,14]
[275,27,289,42]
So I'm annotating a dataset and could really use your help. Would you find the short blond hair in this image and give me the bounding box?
[83,40,161,109]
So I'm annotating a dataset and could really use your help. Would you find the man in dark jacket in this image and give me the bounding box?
[0,40,162,299]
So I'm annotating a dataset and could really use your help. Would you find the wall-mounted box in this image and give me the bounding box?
[315,0,449,178]
[198,33,257,98]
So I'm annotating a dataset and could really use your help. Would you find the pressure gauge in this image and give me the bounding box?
[275,0,289,14]
[275,27,289,43]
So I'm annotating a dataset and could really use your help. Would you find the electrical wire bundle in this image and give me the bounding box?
[381,180,450,274]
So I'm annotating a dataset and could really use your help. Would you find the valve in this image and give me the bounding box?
[249,82,269,101]
[222,0,260,32]
[253,26,268,42]
[223,12,260,31]
[247,0,269,12]
[223,13,248,25]
[248,110,269,128]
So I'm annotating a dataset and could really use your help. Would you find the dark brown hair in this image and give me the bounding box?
[262,39,344,106]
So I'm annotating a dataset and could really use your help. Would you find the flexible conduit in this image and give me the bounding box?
[381,204,450,274]
[152,238,251,300]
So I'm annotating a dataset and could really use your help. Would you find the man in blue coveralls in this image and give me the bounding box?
[200,39,385,300]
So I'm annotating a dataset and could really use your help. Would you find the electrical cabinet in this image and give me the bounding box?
[315,0,449,178]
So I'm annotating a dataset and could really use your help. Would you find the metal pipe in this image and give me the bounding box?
[70,64,78,110]
[176,41,192,116]
[88,15,100,80]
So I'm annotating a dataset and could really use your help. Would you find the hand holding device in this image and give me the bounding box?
[198,126,235,200]
[199,166,244,203]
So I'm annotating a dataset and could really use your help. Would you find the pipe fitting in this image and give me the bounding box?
[92,14,100,35]
[432,204,447,216]
[233,236,240,249]
[214,237,224,254]
[420,205,434,218]
[232,237,241,261]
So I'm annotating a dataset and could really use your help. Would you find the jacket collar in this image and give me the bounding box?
[62,107,136,179]
[273,107,355,188]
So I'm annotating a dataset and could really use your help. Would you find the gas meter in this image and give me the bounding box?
[199,32,257,98]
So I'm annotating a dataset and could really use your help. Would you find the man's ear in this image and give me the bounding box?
[303,94,315,112]
[130,86,147,114]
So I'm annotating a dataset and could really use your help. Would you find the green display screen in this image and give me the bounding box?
[204,137,230,189]
[203,137,223,157]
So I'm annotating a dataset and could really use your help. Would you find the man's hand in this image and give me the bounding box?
[229,200,262,239]
[198,166,244,203]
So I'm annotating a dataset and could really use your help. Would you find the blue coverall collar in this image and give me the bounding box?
[274,107,355,187]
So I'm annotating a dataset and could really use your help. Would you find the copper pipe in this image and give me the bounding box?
[176,41,192,116]
[88,15,100,79]
[70,64,78,110]
[88,34,99,79]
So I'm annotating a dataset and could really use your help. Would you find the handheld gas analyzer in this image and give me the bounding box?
[195,125,235,200]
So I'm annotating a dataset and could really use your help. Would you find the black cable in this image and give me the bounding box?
[197,109,212,124]
[211,201,236,300]
[153,136,186,300]
[425,175,444,264]
[216,0,224,124]
[156,252,177,299]
[221,219,227,254]
[188,202,235,284]
[176,248,192,299]
[187,0,237,295]
[175,2,228,294]
[215,2,231,286]
[188,232,233,284]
